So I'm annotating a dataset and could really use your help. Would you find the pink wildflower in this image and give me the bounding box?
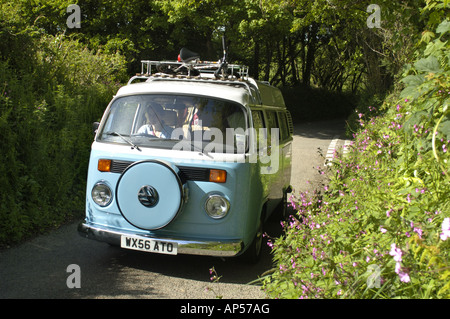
[440,218,450,241]
[394,262,411,282]
[399,271,410,283]
[389,243,403,262]
[395,262,401,274]
[413,227,423,239]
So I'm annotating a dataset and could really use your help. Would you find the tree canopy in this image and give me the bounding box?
[3,0,437,95]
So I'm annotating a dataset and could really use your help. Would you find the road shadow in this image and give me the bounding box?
[293,118,347,140]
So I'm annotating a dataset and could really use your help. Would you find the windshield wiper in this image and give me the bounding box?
[105,131,142,151]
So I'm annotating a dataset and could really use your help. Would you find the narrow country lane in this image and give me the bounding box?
[0,119,348,299]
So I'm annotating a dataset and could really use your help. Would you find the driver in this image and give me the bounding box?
[137,103,173,138]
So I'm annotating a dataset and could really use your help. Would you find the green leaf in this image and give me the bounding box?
[424,39,447,56]
[400,85,422,100]
[421,30,435,44]
[408,205,421,215]
[438,119,450,140]
[436,19,450,35]
[401,74,425,87]
[414,56,442,73]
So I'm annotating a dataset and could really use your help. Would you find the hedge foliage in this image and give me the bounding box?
[263,14,449,298]
[0,18,126,246]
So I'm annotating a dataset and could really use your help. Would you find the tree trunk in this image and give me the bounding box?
[288,35,299,85]
[263,41,272,82]
[302,23,318,88]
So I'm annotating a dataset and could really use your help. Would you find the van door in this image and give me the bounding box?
[251,109,268,162]
[263,110,283,203]
[251,109,270,200]
[277,111,293,190]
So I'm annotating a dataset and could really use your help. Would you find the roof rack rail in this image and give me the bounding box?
[143,60,248,78]
[127,59,249,85]
[128,42,249,85]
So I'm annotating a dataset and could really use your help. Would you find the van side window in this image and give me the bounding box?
[277,112,289,141]
[265,111,279,142]
[251,110,265,150]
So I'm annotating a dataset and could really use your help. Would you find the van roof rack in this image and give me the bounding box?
[128,60,249,84]
[128,44,249,85]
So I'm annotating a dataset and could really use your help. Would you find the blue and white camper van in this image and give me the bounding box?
[78,49,293,262]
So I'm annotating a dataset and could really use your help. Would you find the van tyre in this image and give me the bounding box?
[272,188,293,222]
[281,187,294,221]
[242,219,263,264]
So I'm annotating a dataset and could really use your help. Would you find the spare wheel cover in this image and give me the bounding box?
[116,160,184,230]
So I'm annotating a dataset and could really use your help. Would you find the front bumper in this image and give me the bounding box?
[78,221,244,257]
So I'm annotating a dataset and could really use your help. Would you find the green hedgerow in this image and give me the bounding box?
[263,17,449,299]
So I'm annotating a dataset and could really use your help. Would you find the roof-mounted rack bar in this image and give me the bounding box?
[127,60,249,85]
[125,58,260,104]
[141,60,248,78]
[128,42,249,85]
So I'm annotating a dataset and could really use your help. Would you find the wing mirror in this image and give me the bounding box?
[93,122,100,136]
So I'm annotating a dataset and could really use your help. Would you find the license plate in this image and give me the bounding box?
[120,235,178,255]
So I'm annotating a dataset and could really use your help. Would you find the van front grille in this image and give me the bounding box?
[109,160,210,182]
[177,166,210,182]
[110,160,133,174]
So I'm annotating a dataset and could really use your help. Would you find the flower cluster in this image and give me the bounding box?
[389,243,410,283]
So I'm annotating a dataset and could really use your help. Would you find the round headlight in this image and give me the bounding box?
[92,182,113,207]
[205,194,230,219]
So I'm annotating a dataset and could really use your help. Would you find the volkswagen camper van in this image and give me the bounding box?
[78,49,293,262]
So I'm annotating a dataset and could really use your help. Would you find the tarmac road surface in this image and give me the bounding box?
[0,119,348,299]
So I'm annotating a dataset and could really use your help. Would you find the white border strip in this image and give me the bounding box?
[325,137,352,166]
[325,136,340,166]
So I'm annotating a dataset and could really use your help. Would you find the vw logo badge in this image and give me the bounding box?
[138,185,159,208]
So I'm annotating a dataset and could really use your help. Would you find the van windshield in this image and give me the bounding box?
[98,94,248,153]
